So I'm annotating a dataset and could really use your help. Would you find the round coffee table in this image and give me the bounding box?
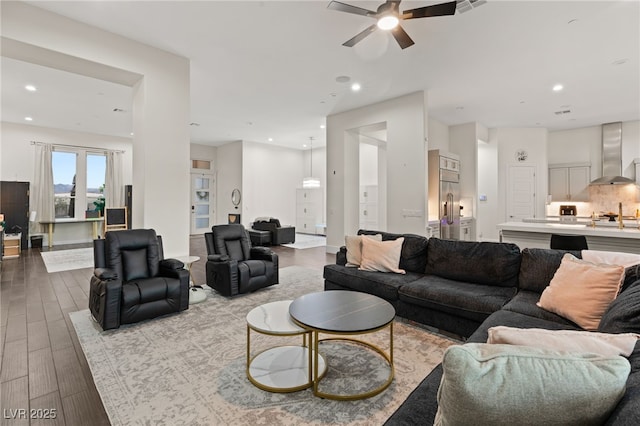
[246,300,327,393]
[289,290,396,400]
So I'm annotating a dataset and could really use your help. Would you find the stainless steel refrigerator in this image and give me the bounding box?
[428,150,461,240]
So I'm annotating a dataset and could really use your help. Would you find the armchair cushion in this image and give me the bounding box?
[94,267,118,280]
[122,248,149,281]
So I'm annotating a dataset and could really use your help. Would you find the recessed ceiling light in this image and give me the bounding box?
[335,76,351,83]
[519,101,525,104]
[612,59,628,66]
[552,84,563,92]
[25,84,36,92]
[567,19,578,24]
[113,108,125,112]
[268,137,273,142]
[320,125,326,129]
[189,122,200,126]
[303,144,307,148]
[351,83,361,92]
[24,116,33,121]
[130,132,134,136]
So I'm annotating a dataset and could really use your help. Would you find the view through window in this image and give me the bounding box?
[52,150,106,219]
[52,151,77,218]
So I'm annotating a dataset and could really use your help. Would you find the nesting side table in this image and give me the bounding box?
[246,300,326,393]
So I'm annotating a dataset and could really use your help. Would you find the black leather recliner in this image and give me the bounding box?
[205,224,278,297]
[252,218,296,245]
[89,229,190,330]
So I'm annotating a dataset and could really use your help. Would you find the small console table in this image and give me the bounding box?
[40,218,104,248]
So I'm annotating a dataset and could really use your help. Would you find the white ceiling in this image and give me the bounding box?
[2,0,639,150]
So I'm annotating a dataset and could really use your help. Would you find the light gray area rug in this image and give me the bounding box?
[40,247,93,273]
[70,266,455,426]
[283,233,326,249]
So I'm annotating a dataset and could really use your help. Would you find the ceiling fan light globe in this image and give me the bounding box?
[377,15,399,30]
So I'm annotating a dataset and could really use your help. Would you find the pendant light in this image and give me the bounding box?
[302,137,320,188]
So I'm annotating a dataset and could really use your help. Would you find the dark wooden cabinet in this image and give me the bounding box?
[0,181,30,250]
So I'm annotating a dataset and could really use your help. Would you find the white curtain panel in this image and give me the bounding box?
[105,151,124,207]
[32,143,55,230]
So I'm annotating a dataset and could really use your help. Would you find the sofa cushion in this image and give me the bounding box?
[502,291,579,327]
[425,238,521,287]
[518,248,581,293]
[323,264,423,301]
[358,230,428,274]
[599,281,640,334]
[538,253,625,331]
[398,275,516,323]
[359,237,405,274]
[435,343,630,426]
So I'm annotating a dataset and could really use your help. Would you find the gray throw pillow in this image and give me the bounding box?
[435,343,630,426]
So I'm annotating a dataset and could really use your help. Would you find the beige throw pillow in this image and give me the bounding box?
[537,253,625,331]
[487,326,639,357]
[345,234,382,267]
[435,343,630,426]
[359,237,405,274]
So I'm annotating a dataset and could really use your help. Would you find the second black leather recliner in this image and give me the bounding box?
[205,224,278,296]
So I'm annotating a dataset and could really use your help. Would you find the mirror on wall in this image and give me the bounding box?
[231,188,241,209]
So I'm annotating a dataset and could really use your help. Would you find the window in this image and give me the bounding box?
[52,151,77,218]
[52,150,107,219]
[87,154,106,214]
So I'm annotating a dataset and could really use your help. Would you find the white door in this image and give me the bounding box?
[507,166,536,221]
[191,173,215,234]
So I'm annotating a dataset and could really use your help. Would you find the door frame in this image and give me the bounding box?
[190,171,216,235]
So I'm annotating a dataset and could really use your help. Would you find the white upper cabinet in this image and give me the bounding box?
[548,164,591,202]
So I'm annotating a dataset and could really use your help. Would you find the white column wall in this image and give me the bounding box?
[215,142,243,226]
[326,91,427,252]
[2,2,190,257]
[242,141,304,227]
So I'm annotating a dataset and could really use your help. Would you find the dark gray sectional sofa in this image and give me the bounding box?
[323,230,640,425]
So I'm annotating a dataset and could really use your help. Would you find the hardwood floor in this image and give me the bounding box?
[0,235,334,425]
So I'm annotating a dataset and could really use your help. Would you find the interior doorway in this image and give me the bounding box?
[190,172,216,235]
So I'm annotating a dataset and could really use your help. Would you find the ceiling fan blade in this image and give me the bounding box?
[401,0,456,20]
[391,25,415,49]
[327,1,376,17]
[343,24,378,47]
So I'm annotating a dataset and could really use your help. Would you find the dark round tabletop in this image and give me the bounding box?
[289,291,396,333]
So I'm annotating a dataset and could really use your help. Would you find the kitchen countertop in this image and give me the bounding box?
[498,221,640,239]
[523,217,640,228]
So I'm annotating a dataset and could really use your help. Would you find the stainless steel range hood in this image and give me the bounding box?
[589,122,636,185]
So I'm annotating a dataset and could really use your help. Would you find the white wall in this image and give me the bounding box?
[359,142,379,186]
[495,127,548,223]
[242,141,304,227]
[326,91,428,252]
[1,122,133,245]
[428,118,450,152]
[548,120,640,180]
[3,2,190,257]
[215,142,243,225]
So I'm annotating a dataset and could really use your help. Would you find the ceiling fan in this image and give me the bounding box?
[328,0,457,49]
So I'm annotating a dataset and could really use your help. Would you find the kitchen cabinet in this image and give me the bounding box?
[460,218,474,241]
[548,164,590,202]
[635,158,640,184]
[359,185,378,230]
[296,188,323,235]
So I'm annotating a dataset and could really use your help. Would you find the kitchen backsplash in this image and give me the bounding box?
[546,184,640,217]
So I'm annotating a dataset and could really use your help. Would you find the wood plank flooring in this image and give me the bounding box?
[0,235,333,425]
